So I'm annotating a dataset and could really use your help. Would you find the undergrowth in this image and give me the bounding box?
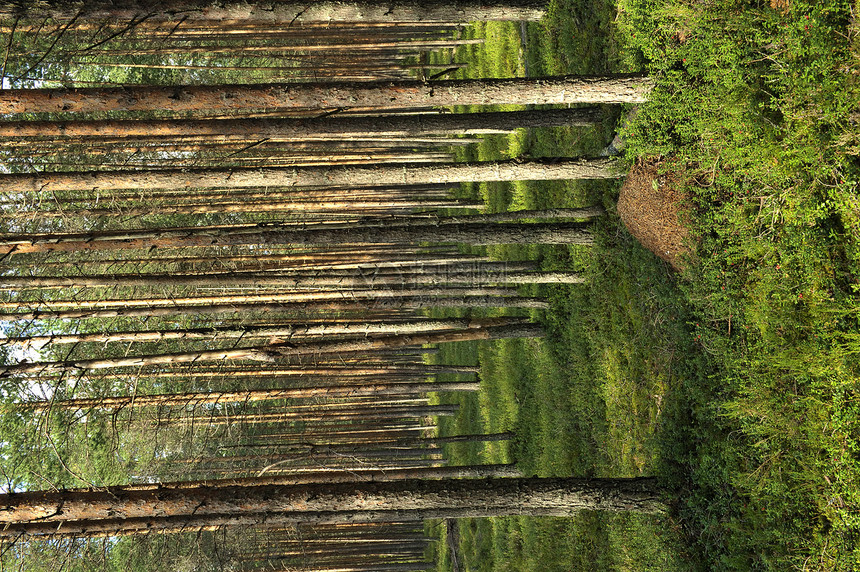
[617,0,860,569]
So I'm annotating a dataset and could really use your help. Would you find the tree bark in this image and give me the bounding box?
[85,38,485,55]
[31,249,475,272]
[155,404,458,426]
[0,286,519,313]
[23,381,480,410]
[0,294,548,322]
[84,364,480,381]
[0,317,516,348]
[223,432,511,450]
[232,539,431,557]
[0,270,584,289]
[265,564,431,572]
[0,220,594,255]
[120,465,523,490]
[0,108,602,140]
[0,0,548,23]
[0,477,665,537]
[13,198,469,218]
[0,76,652,116]
[1,323,542,376]
[0,157,618,193]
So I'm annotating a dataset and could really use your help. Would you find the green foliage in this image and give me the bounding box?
[614,0,860,569]
[0,532,228,571]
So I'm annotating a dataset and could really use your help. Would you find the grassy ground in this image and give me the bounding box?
[427,0,860,570]
[425,4,694,571]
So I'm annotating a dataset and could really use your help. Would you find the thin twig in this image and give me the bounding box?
[0,17,19,84]
[76,13,154,54]
[13,11,81,83]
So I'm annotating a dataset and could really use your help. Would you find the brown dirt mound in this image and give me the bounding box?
[617,158,691,271]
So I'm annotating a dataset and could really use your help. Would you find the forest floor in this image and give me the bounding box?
[426,0,860,570]
[616,158,691,271]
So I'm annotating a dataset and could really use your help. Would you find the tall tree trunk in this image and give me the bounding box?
[156,405,458,426]
[122,464,523,489]
[30,249,474,272]
[0,108,602,139]
[0,157,617,193]
[84,364,479,382]
[0,477,665,537]
[266,564,432,572]
[232,539,431,557]
[0,287,517,311]
[23,381,480,410]
[0,270,584,289]
[0,323,542,376]
[0,0,548,23]
[0,317,517,348]
[0,220,594,255]
[12,198,468,218]
[222,433,512,449]
[0,294,549,322]
[0,76,652,116]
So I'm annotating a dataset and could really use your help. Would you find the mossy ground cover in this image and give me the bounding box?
[427,0,860,570]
